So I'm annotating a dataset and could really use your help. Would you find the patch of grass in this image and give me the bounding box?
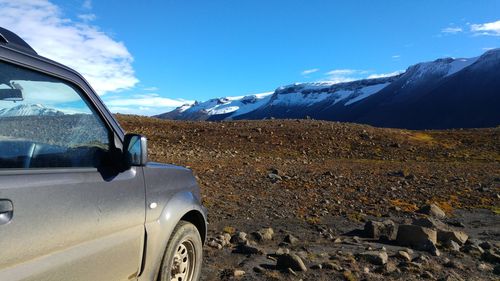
[263,271,281,280]
[306,217,321,225]
[343,270,357,281]
[409,132,434,143]
[222,226,236,234]
[347,212,366,222]
[390,199,418,212]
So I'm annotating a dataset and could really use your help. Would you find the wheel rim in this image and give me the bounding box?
[170,239,196,281]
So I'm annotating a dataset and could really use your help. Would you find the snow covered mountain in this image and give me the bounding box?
[158,49,500,129]
[156,92,273,120]
[0,103,65,117]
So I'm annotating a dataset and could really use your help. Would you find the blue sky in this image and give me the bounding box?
[1,0,499,115]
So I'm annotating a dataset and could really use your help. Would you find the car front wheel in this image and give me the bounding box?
[159,221,203,281]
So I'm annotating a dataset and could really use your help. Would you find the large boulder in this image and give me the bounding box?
[396,225,439,255]
[364,220,397,240]
[438,230,468,246]
[276,253,308,272]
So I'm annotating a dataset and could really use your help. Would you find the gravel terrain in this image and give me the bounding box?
[118,115,500,281]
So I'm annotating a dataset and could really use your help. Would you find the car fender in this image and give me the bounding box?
[138,190,207,281]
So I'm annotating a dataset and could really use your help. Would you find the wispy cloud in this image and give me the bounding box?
[0,0,138,95]
[104,93,193,116]
[392,55,401,59]
[441,27,463,34]
[323,69,365,84]
[82,0,92,10]
[143,86,159,91]
[471,20,500,36]
[367,71,403,79]
[77,13,96,22]
[301,68,319,76]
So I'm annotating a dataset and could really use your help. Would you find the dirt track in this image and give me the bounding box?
[118,115,500,280]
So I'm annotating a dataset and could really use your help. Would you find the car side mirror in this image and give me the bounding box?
[123,133,148,166]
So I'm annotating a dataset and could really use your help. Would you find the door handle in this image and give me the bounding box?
[0,199,13,225]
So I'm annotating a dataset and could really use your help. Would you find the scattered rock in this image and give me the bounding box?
[268,173,282,182]
[384,261,398,273]
[207,239,223,249]
[396,250,412,262]
[233,244,265,255]
[284,234,299,245]
[358,250,388,265]
[479,241,495,250]
[253,227,274,241]
[230,231,248,245]
[461,244,484,256]
[438,230,468,246]
[275,247,290,255]
[482,249,500,264]
[276,253,308,272]
[418,204,446,219]
[322,262,343,271]
[421,270,435,279]
[363,220,397,240]
[477,263,493,272]
[253,266,266,273]
[233,269,245,277]
[448,240,461,252]
[287,267,298,276]
[310,263,322,270]
[494,264,500,275]
[438,270,465,281]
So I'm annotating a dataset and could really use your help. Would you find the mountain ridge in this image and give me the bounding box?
[157,49,500,129]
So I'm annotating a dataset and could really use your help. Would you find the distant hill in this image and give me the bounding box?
[157,49,500,129]
[0,103,65,117]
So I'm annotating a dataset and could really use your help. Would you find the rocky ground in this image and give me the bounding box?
[117,115,500,281]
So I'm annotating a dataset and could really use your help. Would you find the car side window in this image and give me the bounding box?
[0,61,111,169]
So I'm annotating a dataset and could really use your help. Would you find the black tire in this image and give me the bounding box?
[158,221,203,281]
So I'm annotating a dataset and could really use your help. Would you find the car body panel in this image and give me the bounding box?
[0,167,146,281]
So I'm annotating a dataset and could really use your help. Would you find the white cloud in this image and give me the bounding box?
[77,13,96,22]
[471,20,500,36]
[392,55,401,59]
[143,86,159,91]
[367,70,403,79]
[324,69,363,84]
[441,27,463,34]
[301,68,319,76]
[0,0,138,95]
[103,93,193,116]
[82,0,92,10]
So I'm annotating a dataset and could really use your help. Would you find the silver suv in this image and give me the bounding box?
[0,27,206,281]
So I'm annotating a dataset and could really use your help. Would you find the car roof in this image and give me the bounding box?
[0,27,38,55]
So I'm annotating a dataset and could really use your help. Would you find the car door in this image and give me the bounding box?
[0,59,146,281]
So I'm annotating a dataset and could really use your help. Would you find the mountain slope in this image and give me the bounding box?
[0,103,65,117]
[157,49,500,129]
